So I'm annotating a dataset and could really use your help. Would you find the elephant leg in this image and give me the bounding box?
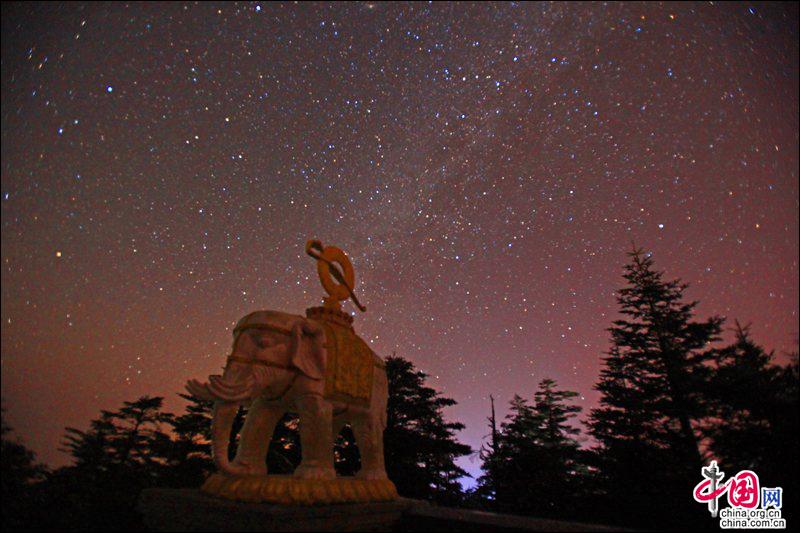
[353,415,387,480]
[232,397,283,475]
[294,394,336,480]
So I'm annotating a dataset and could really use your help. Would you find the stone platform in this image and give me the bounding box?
[139,488,410,532]
[139,489,625,532]
[201,474,398,505]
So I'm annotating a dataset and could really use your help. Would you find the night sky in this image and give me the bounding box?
[2,2,798,482]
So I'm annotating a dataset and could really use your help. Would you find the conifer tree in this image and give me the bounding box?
[535,378,581,448]
[384,355,472,505]
[479,394,541,512]
[473,395,500,505]
[48,396,175,530]
[62,396,174,476]
[707,324,799,512]
[2,408,46,530]
[478,380,583,518]
[165,393,214,486]
[588,247,723,527]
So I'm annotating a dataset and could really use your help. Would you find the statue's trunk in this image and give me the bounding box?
[211,401,247,476]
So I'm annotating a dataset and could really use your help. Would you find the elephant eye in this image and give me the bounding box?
[254,334,283,349]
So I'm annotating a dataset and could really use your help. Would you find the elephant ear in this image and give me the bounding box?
[290,320,326,380]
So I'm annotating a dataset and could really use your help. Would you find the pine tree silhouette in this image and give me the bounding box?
[478,379,584,518]
[165,393,214,487]
[588,246,723,527]
[51,396,175,530]
[384,355,472,505]
[1,407,47,530]
[707,323,799,513]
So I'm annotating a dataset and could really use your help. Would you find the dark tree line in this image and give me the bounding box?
[2,409,47,531]
[1,356,471,531]
[2,248,798,531]
[476,380,587,519]
[475,248,798,529]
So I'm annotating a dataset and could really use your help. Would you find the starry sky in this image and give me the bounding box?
[2,2,798,482]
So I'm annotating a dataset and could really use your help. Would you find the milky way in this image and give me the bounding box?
[2,2,797,481]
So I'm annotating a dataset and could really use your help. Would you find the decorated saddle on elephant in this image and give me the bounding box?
[230,306,381,407]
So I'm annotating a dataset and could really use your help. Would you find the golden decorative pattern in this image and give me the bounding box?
[315,245,355,303]
[305,240,367,312]
[321,322,374,406]
[201,474,398,504]
[306,305,354,328]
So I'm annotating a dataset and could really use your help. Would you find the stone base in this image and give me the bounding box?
[202,474,398,505]
[139,488,411,532]
[139,489,629,532]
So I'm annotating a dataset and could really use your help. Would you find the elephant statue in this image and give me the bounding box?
[186,307,389,483]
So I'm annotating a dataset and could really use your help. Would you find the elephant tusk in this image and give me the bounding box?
[207,375,254,402]
[209,374,254,392]
[186,379,215,401]
[208,383,250,402]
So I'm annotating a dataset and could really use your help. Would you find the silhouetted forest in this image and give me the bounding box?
[2,249,798,530]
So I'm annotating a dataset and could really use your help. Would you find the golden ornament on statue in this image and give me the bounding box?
[305,239,366,312]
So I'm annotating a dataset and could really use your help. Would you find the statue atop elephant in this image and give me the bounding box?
[186,241,397,503]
